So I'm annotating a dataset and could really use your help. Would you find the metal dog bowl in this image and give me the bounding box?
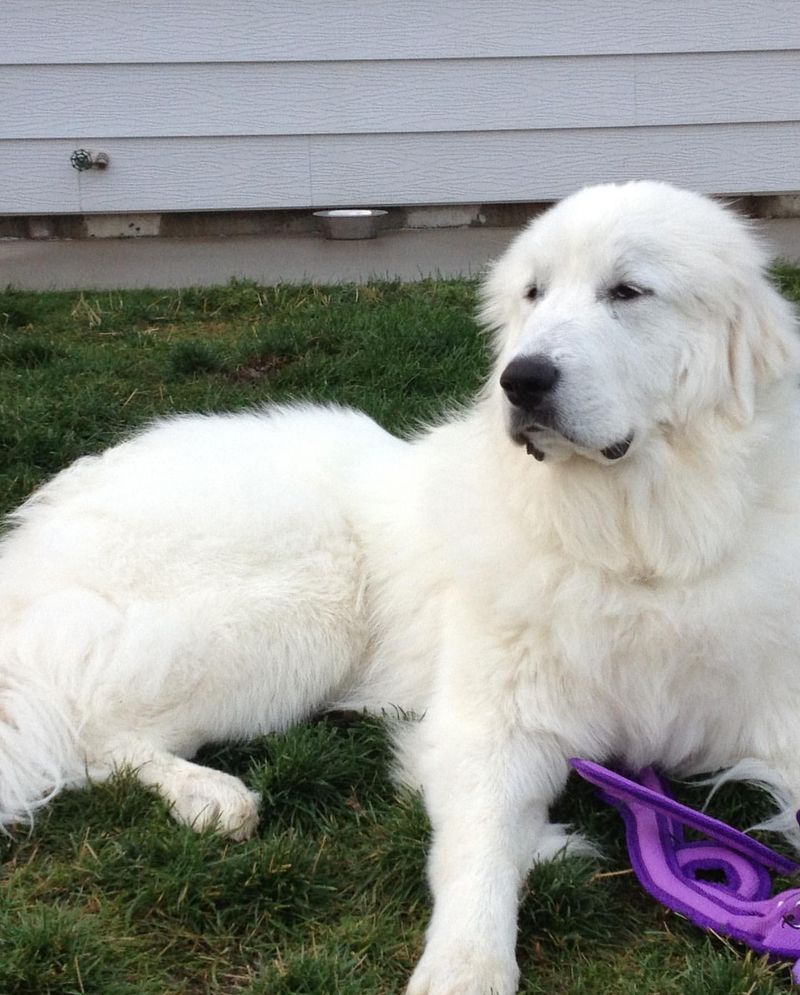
[313,209,388,240]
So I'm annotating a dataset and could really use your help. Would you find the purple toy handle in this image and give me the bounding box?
[570,758,800,983]
[572,759,798,876]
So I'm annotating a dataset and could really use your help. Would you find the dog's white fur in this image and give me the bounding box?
[2,181,800,994]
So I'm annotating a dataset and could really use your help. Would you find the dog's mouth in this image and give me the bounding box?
[511,413,634,463]
[599,434,634,461]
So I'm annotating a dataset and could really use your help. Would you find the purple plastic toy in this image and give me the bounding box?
[570,758,800,983]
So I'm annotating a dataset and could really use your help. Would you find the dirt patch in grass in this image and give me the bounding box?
[228,352,295,383]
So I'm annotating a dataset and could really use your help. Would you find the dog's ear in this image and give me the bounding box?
[726,275,800,423]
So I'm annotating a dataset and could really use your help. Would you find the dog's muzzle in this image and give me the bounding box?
[500,356,634,462]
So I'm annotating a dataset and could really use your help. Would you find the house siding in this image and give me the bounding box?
[1,0,798,215]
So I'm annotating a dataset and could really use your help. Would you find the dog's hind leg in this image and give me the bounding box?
[92,735,261,840]
[0,558,367,834]
[72,576,368,837]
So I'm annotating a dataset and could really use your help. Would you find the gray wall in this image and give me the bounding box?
[2,0,799,215]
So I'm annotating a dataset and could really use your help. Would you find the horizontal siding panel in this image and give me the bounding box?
[637,51,800,126]
[3,0,800,64]
[2,123,798,215]
[0,141,80,213]
[0,138,311,214]
[2,59,631,140]
[308,125,800,204]
[5,52,799,141]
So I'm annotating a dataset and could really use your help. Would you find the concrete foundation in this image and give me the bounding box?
[7,192,800,244]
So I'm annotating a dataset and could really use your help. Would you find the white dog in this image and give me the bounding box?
[1,181,800,995]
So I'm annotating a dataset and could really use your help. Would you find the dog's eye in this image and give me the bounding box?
[608,283,646,302]
[524,285,540,302]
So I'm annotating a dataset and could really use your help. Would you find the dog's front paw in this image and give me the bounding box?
[406,944,519,995]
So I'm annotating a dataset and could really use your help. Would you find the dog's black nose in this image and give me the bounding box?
[499,355,560,412]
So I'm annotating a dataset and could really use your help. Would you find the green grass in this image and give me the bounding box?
[0,276,799,994]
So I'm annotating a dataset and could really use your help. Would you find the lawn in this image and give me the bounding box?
[1,272,800,995]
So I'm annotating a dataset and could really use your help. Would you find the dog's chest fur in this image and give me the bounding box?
[387,401,800,776]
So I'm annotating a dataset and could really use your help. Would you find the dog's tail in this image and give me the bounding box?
[0,671,81,831]
[703,758,800,854]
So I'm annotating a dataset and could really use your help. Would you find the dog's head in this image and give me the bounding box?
[481,181,800,464]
